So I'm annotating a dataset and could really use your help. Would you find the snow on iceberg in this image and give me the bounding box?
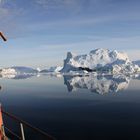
[61,48,140,74]
[0,68,17,75]
[12,66,38,74]
[41,66,63,73]
[0,66,38,76]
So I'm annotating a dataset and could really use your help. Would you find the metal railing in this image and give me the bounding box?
[1,109,56,140]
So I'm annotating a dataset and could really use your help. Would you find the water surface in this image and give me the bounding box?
[0,74,140,140]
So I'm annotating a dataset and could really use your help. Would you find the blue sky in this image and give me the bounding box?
[0,0,140,68]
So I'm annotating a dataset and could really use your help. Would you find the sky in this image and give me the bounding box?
[0,0,140,68]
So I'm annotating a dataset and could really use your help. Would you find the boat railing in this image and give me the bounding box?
[1,108,56,140]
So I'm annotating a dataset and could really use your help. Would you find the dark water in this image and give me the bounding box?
[0,74,140,140]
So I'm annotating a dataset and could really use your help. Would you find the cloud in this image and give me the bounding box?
[26,12,140,34]
[30,35,140,57]
[1,0,140,39]
[35,0,83,14]
[0,0,3,4]
[36,0,78,8]
[0,0,27,38]
[35,0,108,8]
[0,7,9,18]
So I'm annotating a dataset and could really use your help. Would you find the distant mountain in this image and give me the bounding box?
[41,66,62,73]
[61,48,140,74]
[0,49,139,77]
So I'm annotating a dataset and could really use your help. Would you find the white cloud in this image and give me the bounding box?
[0,7,9,18]
[35,0,83,14]
[36,0,78,7]
[0,0,26,38]
[26,11,140,34]
[34,35,140,61]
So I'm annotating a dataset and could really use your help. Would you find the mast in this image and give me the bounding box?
[0,32,7,41]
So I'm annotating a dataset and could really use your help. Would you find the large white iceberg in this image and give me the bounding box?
[61,48,140,74]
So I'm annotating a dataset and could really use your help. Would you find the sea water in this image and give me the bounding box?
[0,74,140,140]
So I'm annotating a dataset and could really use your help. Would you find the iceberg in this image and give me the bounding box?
[61,48,140,74]
[0,66,38,77]
[41,66,63,73]
[11,66,38,74]
[0,68,17,75]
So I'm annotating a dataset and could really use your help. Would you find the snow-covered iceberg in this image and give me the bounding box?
[61,48,140,74]
[0,66,38,78]
[0,68,17,75]
[64,74,130,95]
[41,66,62,73]
[11,66,38,74]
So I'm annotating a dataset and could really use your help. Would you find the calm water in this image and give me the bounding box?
[0,74,140,140]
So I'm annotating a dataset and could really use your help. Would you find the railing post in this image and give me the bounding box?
[20,123,25,140]
[2,110,55,140]
[0,104,4,139]
[1,124,6,137]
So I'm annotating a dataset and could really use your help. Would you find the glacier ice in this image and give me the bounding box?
[41,66,63,73]
[0,66,38,79]
[61,48,140,74]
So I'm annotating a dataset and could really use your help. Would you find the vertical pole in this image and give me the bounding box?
[0,104,5,139]
[20,123,25,140]
[1,125,6,137]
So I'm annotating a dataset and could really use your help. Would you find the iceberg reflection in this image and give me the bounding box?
[64,74,130,95]
[0,74,35,80]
